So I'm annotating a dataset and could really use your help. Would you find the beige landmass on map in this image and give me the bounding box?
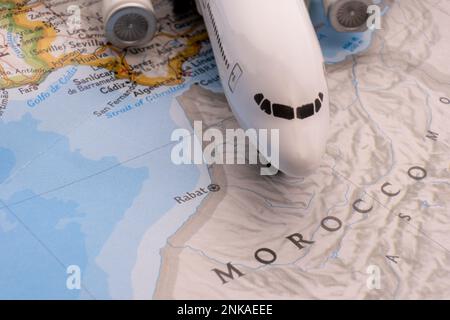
[154,0,450,299]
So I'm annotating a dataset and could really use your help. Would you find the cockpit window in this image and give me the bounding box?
[273,104,295,120]
[297,103,314,119]
[254,92,325,120]
[261,99,271,115]
[254,93,264,105]
[315,98,322,113]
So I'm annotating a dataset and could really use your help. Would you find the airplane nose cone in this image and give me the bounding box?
[253,91,330,178]
[278,130,327,177]
[278,94,329,177]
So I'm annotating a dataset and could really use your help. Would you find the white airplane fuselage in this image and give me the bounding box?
[196,0,330,177]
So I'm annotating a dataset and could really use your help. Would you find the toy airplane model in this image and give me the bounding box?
[102,0,375,177]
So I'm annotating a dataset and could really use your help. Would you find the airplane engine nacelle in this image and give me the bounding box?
[197,0,330,177]
[103,0,157,48]
[324,0,374,32]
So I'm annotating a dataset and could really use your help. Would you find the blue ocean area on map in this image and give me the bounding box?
[0,147,14,183]
[0,56,217,297]
[0,189,86,299]
[0,114,148,298]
